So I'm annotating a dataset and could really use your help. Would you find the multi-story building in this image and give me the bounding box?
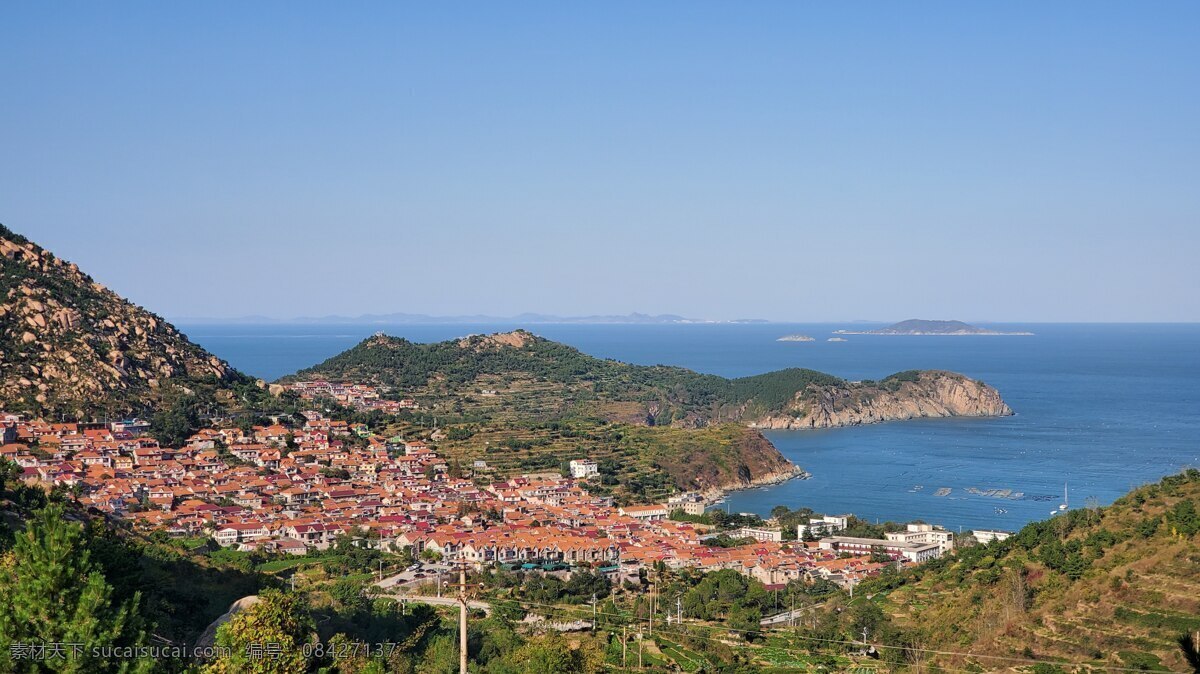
[568,459,599,479]
[797,514,850,539]
[818,535,943,563]
[737,526,783,542]
[971,529,1012,544]
[667,492,707,516]
[885,523,955,552]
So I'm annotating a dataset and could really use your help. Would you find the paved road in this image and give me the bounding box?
[390,594,493,614]
[373,564,454,590]
[761,603,824,626]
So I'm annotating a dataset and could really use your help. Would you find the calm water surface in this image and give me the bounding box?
[179,322,1200,532]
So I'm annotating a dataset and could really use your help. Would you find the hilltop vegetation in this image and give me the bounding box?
[287,331,1005,429]
[862,469,1200,672]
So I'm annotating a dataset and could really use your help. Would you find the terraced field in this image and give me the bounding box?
[875,470,1200,672]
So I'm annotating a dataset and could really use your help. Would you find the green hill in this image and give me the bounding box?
[286,331,1011,430]
[285,331,1012,502]
[867,469,1200,672]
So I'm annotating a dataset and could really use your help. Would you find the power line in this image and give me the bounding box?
[508,600,1093,674]
[490,595,1165,674]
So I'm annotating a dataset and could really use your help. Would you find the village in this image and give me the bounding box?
[0,403,963,594]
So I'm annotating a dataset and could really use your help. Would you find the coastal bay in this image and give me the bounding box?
[182,321,1200,532]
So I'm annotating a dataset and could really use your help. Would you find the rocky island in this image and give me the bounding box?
[776,334,815,342]
[835,318,1034,336]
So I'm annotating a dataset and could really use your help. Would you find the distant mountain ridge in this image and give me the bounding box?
[175,311,770,325]
[836,319,1034,336]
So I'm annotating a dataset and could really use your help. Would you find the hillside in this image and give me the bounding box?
[286,331,1012,430]
[0,224,245,417]
[870,469,1200,672]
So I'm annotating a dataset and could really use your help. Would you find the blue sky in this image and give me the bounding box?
[3,3,1198,322]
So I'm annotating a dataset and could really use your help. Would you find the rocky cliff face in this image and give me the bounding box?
[0,225,241,417]
[749,371,1012,430]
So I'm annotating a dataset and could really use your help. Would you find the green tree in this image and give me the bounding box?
[150,394,201,448]
[508,633,604,674]
[202,589,314,674]
[1166,499,1200,537]
[330,578,368,614]
[0,458,21,494]
[728,605,763,641]
[0,504,152,674]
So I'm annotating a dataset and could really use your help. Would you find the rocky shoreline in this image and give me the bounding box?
[701,463,809,503]
[748,371,1013,430]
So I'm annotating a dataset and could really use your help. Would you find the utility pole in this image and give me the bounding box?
[790,594,796,628]
[622,626,627,668]
[676,595,682,627]
[592,593,598,631]
[648,583,654,636]
[457,560,468,674]
[638,633,643,669]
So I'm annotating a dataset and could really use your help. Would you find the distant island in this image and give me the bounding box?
[834,319,1034,336]
[827,337,847,342]
[776,334,815,342]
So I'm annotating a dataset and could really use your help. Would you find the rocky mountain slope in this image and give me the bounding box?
[0,225,242,417]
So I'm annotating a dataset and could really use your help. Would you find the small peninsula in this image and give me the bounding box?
[776,334,815,342]
[835,319,1034,336]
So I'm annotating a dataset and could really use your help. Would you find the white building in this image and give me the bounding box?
[818,535,943,563]
[797,514,851,539]
[971,529,1012,544]
[885,523,955,553]
[737,526,783,542]
[667,492,707,516]
[618,504,668,521]
[568,459,599,479]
